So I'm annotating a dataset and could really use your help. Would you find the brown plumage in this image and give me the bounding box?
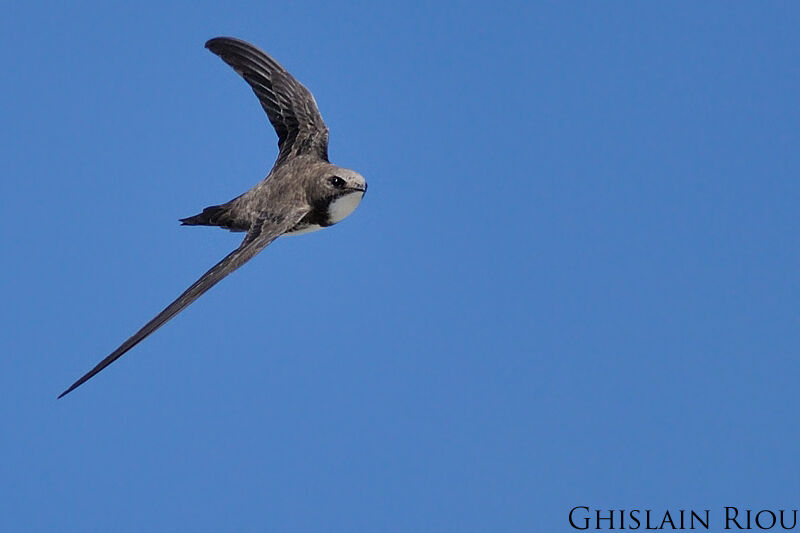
[59,37,367,398]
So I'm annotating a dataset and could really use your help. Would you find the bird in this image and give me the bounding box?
[58,37,367,398]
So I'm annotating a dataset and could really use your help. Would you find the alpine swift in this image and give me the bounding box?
[58,37,367,398]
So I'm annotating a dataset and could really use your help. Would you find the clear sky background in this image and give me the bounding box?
[1,2,798,531]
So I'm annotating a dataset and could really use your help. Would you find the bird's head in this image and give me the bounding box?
[308,165,367,225]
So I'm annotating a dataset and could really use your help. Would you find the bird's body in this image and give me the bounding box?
[59,37,366,398]
[180,157,365,235]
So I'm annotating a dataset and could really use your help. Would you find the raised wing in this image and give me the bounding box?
[206,37,329,165]
[58,209,307,398]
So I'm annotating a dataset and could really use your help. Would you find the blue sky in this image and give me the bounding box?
[1,2,798,531]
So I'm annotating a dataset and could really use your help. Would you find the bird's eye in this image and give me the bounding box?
[329,176,346,188]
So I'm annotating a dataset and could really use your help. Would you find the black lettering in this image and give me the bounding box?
[659,510,676,529]
[780,510,797,530]
[646,510,658,530]
[596,509,615,529]
[727,507,745,529]
[629,509,641,530]
[691,510,710,529]
[756,510,776,530]
[569,506,590,530]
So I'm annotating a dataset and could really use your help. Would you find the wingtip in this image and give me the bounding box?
[205,36,236,52]
[58,376,87,399]
[58,375,90,398]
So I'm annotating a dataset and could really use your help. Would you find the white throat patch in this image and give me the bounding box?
[328,191,364,224]
[283,190,364,237]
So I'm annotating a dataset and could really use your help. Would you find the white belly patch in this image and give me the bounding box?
[284,223,324,236]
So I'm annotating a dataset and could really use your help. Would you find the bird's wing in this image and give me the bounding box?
[206,37,329,165]
[58,208,308,398]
